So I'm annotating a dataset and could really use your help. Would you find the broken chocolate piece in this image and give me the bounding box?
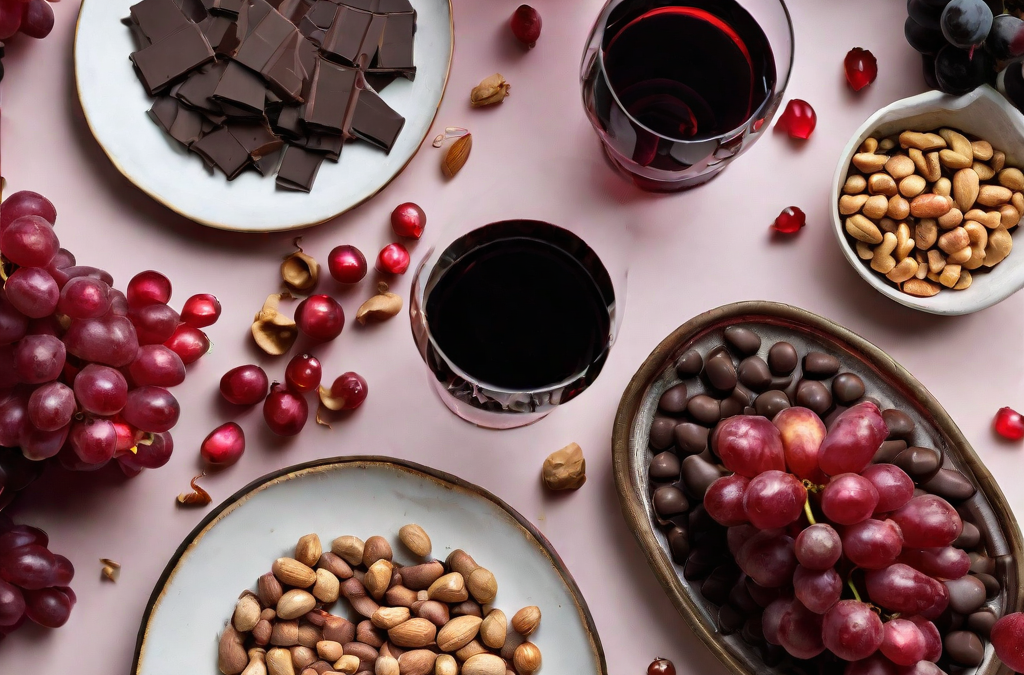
[213,61,267,114]
[271,105,305,138]
[376,0,414,12]
[363,71,398,92]
[174,61,228,112]
[371,11,415,77]
[350,87,404,152]
[147,96,180,132]
[129,0,190,44]
[237,0,274,39]
[122,16,153,50]
[276,144,324,191]
[321,5,382,68]
[274,0,315,24]
[130,23,215,95]
[296,131,344,160]
[235,5,297,73]
[261,28,317,101]
[202,0,244,17]
[228,121,285,158]
[169,105,206,145]
[338,0,376,10]
[302,57,359,134]
[171,0,209,22]
[191,126,253,178]
[254,147,284,175]
[199,15,240,55]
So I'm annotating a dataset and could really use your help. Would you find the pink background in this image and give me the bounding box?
[3,0,1024,673]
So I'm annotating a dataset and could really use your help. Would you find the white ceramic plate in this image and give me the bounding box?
[830,86,1024,315]
[131,457,607,675]
[75,1,453,232]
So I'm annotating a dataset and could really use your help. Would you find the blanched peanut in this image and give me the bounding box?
[927,249,946,274]
[998,168,1024,191]
[871,232,898,274]
[853,153,888,173]
[964,209,1001,229]
[954,270,973,290]
[888,195,911,220]
[939,264,962,288]
[915,220,938,249]
[939,149,972,169]
[973,161,995,181]
[879,137,897,152]
[1012,191,1024,214]
[934,177,952,197]
[899,175,927,198]
[993,150,1006,172]
[863,195,889,219]
[899,131,945,151]
[885,154,916,180]
[879,217,898,233]
[971,140,993,161]
[839,194,869,215]
[860,137,879,154]
[985,226,1013,266]
[856,241,873,260]
[844,174,867,194]
[923,152,942,181]
[937,227,969,254]
[903,278,941,297]
[937,207,963,229]
[915,251,930,278]
[869,173,898,196]
[978,185,1012,206]
[946,246,972,264]
[846,215,883,244]
[999,203,1021,228]
[886,258,918,283]
[895,223,915,261]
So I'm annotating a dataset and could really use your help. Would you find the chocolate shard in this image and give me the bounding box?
[129,0,190,44]
[302,57,360,134]
[130,22,215,95]
[227,120,285,158]
[169,105,206,145]
[174,60,228,112]
[295,131,344,161]
[237,0,274,39]
[298,0,337,46]
[321,5,383,68]
[254,147,284,175]
[363,71,398,92]
[276,144,325,191]
[147,95,180,132]
[213,61,267,114]
[202,0,244,17]
[122,16,153,50]
[350,87,404,153]
[191,126,253,178]
[171,0,210,22]
[261,28,317,101]
[235,5,298,73]
[199,15,240,56]
[273,0,315,24]
[271,104,305,139]
[370,11,414,77]
[376,0,414,14]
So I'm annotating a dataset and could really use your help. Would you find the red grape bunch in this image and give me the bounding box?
[0,190,220,479]
[0,514,75,640]
[0,0,55,42]
[703,402,1009,674]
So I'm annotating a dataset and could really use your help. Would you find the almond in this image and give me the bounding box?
[480,609,507,650]
[902,278,941,297]
[436,615,483,652]
[977,184,1013,207]
[398,524,432,558]
[388,618,437,648]
[442,134,472,178]
[233,593,262,633]
[272,558,316,588]
[461,653,506,675]
[372,606,412,630]
[952,169,980,212]
[276,589,316,621]
[427,573,469,603]
[294,534,322,569]
[397,649,437,675]
[331,535,365,566]
[467,568,497,604]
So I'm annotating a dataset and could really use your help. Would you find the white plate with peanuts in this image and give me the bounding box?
[130,457,606,675]
[831,86,1024,315]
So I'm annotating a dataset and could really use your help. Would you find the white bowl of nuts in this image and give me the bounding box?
[831,85,1024,315]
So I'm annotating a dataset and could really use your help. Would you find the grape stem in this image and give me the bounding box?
[803,495,817,526]
[847,579,862,602]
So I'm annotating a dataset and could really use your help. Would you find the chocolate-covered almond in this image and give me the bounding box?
[674,422,708,455]
[652,485,689,518]
[873,440,907,464]
[767,342,798,375]
[802,352,840,378]
[920,468,976,502]
[650,416,676,450]
[754,390,790,418]
[658,383,688,414]
[687,395,722,426]
[737,356,772,391]
[944,630,984,666]
[728,581,760,614]
[882,409,915,439]
[973,572,1000,599]
[966,610,998,638]
[649,451,681,482]
[675,349,703,378]
[832,373,865,404]
[767,375,793,391]
[741,616,765,646]
[683,545,720,580]
[705,351,737,391]
[720,396,743,419]
[681,455,724,499]
[946,575,987,614]
[666,526,689,564]
[894,446,942,480]
[953,521,981,549]
[701,566,739,604]
[724,326,761,356]
[969,553,995,575]
[718,604,744,635]
[795,379,832,415]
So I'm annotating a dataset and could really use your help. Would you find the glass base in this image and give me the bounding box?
[429,377,553,430]
[601,143,727,192]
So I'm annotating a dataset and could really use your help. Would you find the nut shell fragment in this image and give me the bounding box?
[281,238,320,294]
[356,282,403,324]
[470,73,511,107]
[541,442,586,490]
[252,293,298,356]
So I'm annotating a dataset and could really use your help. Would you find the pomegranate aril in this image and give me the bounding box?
[772,207,806,234]
[295,295,345,341]
[376,243,411,275]
[327,245,367,284]
[845,47,878,91]
[775,99,816,140]
[994,406,1024,440]
[264,383,309,436]
[180,293,221,328]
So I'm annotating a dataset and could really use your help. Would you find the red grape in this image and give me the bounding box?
[818,402,888,476]
[23,588,71,628]
[120,431,173,470]
[773,407,825,481]
[64,315,140,367]
[822,600,884,661]
[20,423,69,461]
[821,473,879,525]
[126,270,171,307]
[793,565,842,614]
[844,654,900,675]
[0,544,56,589]
[712,415,786,477]
[5,267,59,318]
[324,372,368,410]
[27,381,75,431]
[390,202,427,239]
[122,386,180,433]
[906,616,942,662]
[14,333,65,383]
[880,618,927,666]
[743,470,806,529]
[73,364,128,416]
[0,579,25,627]
[163,324,209,364]
[200,422,245,467]
[0,293,29,346]
[263,383,308,436]
[510,4,541,47]
[220,365,269,406]
[58,276,112,319]
[864,564,946,615]
[19,0,53,39]
[843,518,903,570]
[860,464,914,514]
[62,265,114,288]
[991,613,1024,672]
[891,495,963,548]
[896,546,970,580]
[128,303,180,344]
[69,418,118,464]
[795,523,842,571]
[285,353,322,393]
[0,390,29,447]
[0,191,56,231]
[180,293,221,328]
[762,597,792,645]
[737,530,797,588]
[128,345,186,387]
[295,295,344,341]
[0,3,22,42]
[778,600,826,658]
[704,475,750,527]
[51,554,74,587]
[0,215,58,267]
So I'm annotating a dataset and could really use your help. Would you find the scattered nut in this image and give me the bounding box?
[442,133,472,178]
[281,239,319,294]
[295,534,322,569]
[399,524,432,558]
[100,558,120,582]
[541,442,586,490]
[513,642,543,674]
[511,606,541,636]
[356,282,403,324]
[252,293,298,356]
[470,73,511,107]
[177,474,212,507]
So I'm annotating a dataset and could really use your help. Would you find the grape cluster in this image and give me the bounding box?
[0,190,218,478]
[0,514,75,638]
[904,0,1024,97]
[704,402,982,672]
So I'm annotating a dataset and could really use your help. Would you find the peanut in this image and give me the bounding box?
[910,194,952,218]
[899,131,946,151]
[899,175,927,199]
[971,139,993,161]
[985,226,1013,266]
[973,161,995,181]
[853,152,888,173]
[939,264,962,288]
[871,233,898,274]
[885,154,916,180]
[860,137,879,153]
[978,184,1013,207]
[954,270,973,290]
[939,150,972,169]
[844,174,867,194]
[937,207,963,230]
[915,220,938,249]
[927,249,946,274]
[869,173,898,196]
[888,195,911,220]
[839,194,869,215]
[862,194,889,219]
[903,278,941,297]
[886,258,919,284]
[999,203,1021,228]
[937,227,969,254]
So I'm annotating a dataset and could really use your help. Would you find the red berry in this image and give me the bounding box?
[328,245,368,284]
[326,372,368,410]
[510,4,542,48]
[775,99,816,140]
[376,243,411,275]
[845,48,878,92]
[994,406,1024,441]
[771,206,806,234]
[391,202,427,239]
[263,383,308,436]
[164,324,210,364]
[220,365,270,406]
[200,422,245,467]
[285,353,322,393]
[127,270,172,307]
[648,658,676,675]
[294,295,345,341]
[992,613,1024,672]
[180,294,221,328]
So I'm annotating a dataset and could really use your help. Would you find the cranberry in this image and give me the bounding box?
[220,365,270,406]
[285,353,322,393]
[180,294,222,328]
[391,202,427,239]
[163,325,210,365]
[648,658,676,675]
[294,295,345,341]
[376,243,411,275]
[327,245,368,284]
[200,422,245,467]
[994,406,1024,441]
[771,206,807,234]
[845,48,878,92]
[126,270,171,308]
[775,99,816,140]
[510,4,542,48]
[326,372,368,410]
[263,383,309,436]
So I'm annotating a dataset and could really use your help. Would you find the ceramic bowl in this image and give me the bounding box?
[830,86,1024,315]
[612,301,1024,675]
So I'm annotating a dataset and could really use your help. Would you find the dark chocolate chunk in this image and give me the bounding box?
[296,131,345,161]
[322,5,383,67]
[737,356,771,391]
[123,16,154,50]
[701,566,739,605]
[130,0,191,43]
[767,342,797,375]
[832,373,865,405]
[894,446,942,481]
[652,485,689,519]
[371,11,415,76]
[795,379,832,416]
[350,88,405,152]
[724,326,761,356]
[687,395,721,426]
[174,61,228,112]
[377,0,414,12]
[742,406,756,415]
[731,383,755,406]
[969,553,995,575]
[130,23,216,95]
[147,95,180,132]
[263,28,318,101]
[275,0,314,24]
[720,396,743,419]
[213,61,267,113]
[953,521,981,549]
[271,104,305,138]
[972,572,1000,599]
[673,422,708,455]
[649,451,681,482]
[728,581,760,614]
[945,576,987,614]
[683,546,719,581]
[303,57,359,133]
[741,617,765,646]
[675,349,703,378]
[227,121,285,158]
[649,416,676,450]
[802,352,840,379]
[718,604,744,635]
[276,144,325,191]
[944,631,984,666]
[704,351,737,391]
[966,610,998,638]
[168,104,205,145]
[239,0,274,37]
[666,526,689,564]
[767,375,792,392]
[657,383,687,415]
[190,126,252,178]
[235,5,297,72]
[920,468,976,502]
[873,439,907,464]
[253,147,284,175]
[203,0,244,17]
[172,0,209,22]
[364,71,399,92]
[681,455,723,499]
[883,409,916,439]
[200,15,241,55]
[754,390,790,419]
[338,0,377,10]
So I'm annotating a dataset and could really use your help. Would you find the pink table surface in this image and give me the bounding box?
[3,0,1024,672]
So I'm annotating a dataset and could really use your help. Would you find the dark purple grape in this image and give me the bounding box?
[23,587,71,628]
[923,53,940,89]
[0,579,25,627]
[940,0,994,48]
[935,43,994,94]
[986,13,1024,60]
[909,0,946,29]
[906,16,950,54]
[1003,59,1024,111]
[0,544,57,590]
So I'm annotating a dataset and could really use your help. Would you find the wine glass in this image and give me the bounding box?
[580,0,794,192]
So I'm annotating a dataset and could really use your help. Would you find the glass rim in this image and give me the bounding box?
[588,0,796,145]
[411,219,617,398]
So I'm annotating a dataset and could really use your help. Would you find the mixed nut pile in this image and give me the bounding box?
[839,128,1020,297]
[218,525,543,675]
